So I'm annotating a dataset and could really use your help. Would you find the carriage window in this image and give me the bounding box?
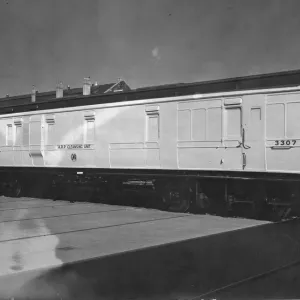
[6,124,12,146]
[207,107,222,140]
[225,107,242,138]
[287,102,300,138]
[266,104,284,138]
[192,109,206,140]
[178,110,191,141]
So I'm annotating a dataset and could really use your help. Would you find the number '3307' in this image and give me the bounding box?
[275,140,296,146]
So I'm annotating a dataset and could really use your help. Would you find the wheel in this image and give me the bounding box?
[269,205,292,221]
[193,181,227,216]
[194,189,215,214]
[161,182,191,213]
[4,179,23,198]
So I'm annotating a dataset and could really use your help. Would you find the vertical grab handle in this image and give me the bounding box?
[242,153,247,170]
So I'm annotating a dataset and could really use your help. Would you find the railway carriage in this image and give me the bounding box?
[1,70,300,219]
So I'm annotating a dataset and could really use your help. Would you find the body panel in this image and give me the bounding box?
[0,87,299,176]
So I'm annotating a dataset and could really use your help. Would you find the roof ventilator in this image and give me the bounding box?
[84,111,95,121]
[83,77,92,96]
[14,118,22,126]
[31,86,37,103]
[45,115,55,125]
[56,82,64,98]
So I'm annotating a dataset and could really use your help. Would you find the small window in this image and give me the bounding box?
[6,124,12,146]
[178,110,191,141]
[147,114,159,141]
[225,107,242,138]
[14,119,23,146]
[15,125,22,146]
[84,111,95,144]
[146,107,160,142]
[85,120,95,143]
[45,115,55,145]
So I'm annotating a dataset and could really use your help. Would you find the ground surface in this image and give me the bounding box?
[208,263,300,299]
[0,196,266,276]
[0,196,298,300]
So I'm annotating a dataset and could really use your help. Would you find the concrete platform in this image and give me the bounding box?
[0,196,299,299]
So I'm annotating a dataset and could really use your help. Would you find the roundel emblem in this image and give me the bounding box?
[71,153,77,162]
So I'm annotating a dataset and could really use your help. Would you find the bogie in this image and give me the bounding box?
[0,168,300,220]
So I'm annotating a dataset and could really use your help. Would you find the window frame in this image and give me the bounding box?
[14,123,23,146]
[177,109,191,141]
[146,106,160,142]
[6,124,13,146]
[44,115,55,145]
[266,103,285,139]
[84,111,95,144]
[224,106,242,140]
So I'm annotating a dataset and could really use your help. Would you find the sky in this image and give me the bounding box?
[1,0,300,96]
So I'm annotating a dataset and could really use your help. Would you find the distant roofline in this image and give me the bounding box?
[136,68,300,91]
[1,81,128,101]
[1,68,300,112]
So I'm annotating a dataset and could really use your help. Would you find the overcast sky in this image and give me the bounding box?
[1,0,300,96]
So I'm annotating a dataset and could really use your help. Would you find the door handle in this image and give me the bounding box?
[242,128,251,149]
